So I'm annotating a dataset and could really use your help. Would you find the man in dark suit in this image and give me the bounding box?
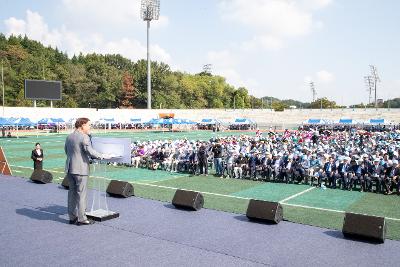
[31,142,44,170]
[322,157,337,188]
[197,143,208,176]
[368,158,385,193]
[65,118,108,226]
[384,160,400,195]
[337,157,351,190]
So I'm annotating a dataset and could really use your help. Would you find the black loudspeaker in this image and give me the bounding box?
[172,189,204,211]
[246,199,283,224]
[61,176,69,189]
[342,212,386,243]
[106,180,134,198]
[30,170,53,184]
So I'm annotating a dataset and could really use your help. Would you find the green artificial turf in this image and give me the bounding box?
[2,131,400,241]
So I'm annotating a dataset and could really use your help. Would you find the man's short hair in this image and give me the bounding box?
[75,117,90,129]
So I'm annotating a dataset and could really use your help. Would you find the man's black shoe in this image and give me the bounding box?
[76,219,95,226]
[69,218,78,225]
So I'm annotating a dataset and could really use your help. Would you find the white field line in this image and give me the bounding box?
[4,140,64,144]
[8,164,400,221]
[279,187,316,203]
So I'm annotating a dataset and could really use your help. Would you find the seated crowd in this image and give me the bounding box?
[129,128,400,195]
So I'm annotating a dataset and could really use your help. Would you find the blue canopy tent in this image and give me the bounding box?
[230,118,257,130]
[52,118,65,123]
[334,118,360,125]
[303,118,326,124]
[148,118,195,125]
[179,119,197,125]
[8,118,35,138]
[0,117,10,126]
[11,117,35,126]
[199,118,223,125]
[339,119,353,124]
[147,118,197,132]
[232,118,256,125]
[365,118,390,125]
[37,118,59,125]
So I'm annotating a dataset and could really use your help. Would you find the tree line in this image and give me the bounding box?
[0,34,261,109]
[0,34,398,110]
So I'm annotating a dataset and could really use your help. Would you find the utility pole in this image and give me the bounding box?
[364,75,374,105]
[369,65,380,108]
[202,64,212,74]
[310,81,316,103]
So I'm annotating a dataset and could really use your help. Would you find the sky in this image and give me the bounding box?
[0,0,399,105]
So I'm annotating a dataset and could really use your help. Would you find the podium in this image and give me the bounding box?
[86,159,119,222]
[85,136,131,221]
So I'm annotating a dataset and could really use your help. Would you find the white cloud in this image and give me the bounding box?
[5,10,63,48]
[207,50,237,68]
[316,70,335,83]
[4,17,26,36]
[207,49,243,86]
[242,35,284,51]
[304,70,335,84]
[206,49,259,91]
[62,0,168,30]
[219,0,333,50]
[3,10,171,63]
[304,75,313,84]
[301,0,333,10]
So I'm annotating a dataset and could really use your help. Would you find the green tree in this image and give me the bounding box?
[271,101,289,111]
[309,97,337,109]
[120,71,135,108]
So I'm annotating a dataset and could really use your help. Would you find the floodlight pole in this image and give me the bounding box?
[146,20,151,109]
[141,0,160,109]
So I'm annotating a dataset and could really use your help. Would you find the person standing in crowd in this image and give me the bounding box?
[31,142,44,170]
[64,118,109,226]
[197,142,208,176]
[212,141,223,177]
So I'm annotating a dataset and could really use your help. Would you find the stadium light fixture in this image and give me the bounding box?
[141,0,160,109]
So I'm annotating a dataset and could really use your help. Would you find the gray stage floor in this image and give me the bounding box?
[0,175,399,267]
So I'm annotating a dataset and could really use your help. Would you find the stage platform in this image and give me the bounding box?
[0,175,399,267]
